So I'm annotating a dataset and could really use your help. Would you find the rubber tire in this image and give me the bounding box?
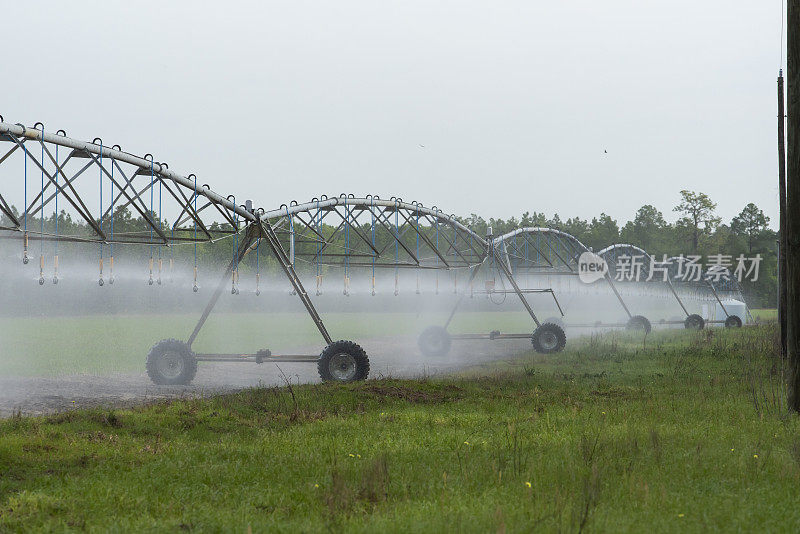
[544,316,565,329]
[532,323,567,354]
[418,326,452,358]
[318,340,370,382]
[725,315,743,328]
[146,338,197,385]
[684,314,705,330]
[626,315,652,334]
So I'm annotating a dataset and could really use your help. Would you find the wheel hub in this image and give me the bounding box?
[540,331,558,351]
[329,352,357,381]
[157,350,184,380]
[424,333,443,351]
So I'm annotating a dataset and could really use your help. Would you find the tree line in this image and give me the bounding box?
[0,190,777,307]
[456,191,776,307]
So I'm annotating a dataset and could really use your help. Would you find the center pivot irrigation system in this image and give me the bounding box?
[0,119,748,385]
[0,119,568,385]
[415,232,749,358]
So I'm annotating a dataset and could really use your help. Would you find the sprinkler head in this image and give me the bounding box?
[38,277,44,286]
[98,278,104,286]
[52,276,58,285]
[192,284,198,293]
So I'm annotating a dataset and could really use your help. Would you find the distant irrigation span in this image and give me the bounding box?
[0,119,749,385]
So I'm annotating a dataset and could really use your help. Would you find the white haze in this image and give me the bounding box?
[0,0,784,228]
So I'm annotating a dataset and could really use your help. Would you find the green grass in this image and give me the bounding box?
[0,311,539,376]
[1,325,799,532]
[751,308,778,321]
[2,307,767,378]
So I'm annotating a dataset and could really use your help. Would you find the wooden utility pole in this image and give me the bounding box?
[787,0,800,412]
[779,71,788,359]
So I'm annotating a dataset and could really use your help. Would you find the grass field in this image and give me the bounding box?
[1,324,798,532]
[0,310,551,377]
[751,308,778,321]
[0,308,775,377]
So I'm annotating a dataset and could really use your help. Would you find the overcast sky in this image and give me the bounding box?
[2,0,785,228]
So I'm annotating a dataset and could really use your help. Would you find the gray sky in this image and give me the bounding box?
[3,0,784,228]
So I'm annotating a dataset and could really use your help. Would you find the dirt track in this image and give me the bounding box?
[0,337,529,417]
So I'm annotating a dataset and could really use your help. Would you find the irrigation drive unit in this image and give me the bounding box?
[0,119,748,384]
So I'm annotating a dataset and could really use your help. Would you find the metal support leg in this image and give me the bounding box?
[494,252,541,328]
[666,279,689,317]
[187,223,260,348]
[259,219,333,344]
[603,275,632,319]
[549,290,565,317]
[707,282,730,318]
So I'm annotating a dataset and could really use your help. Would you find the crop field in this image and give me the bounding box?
[1,324,798,532]
[0,310,544,377]
[0,308,773,378]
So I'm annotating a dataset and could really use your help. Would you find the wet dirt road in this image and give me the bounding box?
[0,336,530,417]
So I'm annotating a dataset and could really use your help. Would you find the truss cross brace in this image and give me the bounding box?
[186,218,332,351]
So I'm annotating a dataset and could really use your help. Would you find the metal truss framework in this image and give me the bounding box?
[0,119,751,382]
[0,119,502,379]
[0,123,247,245]
[490,228,636,324]
[429,229,666,351]
[597,244,751,325]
